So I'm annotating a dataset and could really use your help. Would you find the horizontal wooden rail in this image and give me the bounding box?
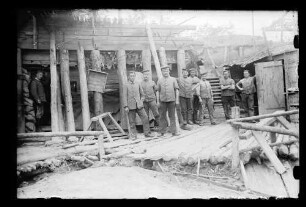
[17,131,104,139]
[231,122,299,138]
[230,122,299,138]
[227,110,299,123]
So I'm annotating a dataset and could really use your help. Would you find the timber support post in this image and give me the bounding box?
[57,68,65,132]
[142,49,152,78]
[50,30,59,133]
[117,49,128,129]
[177,49,185,79]
[91,50,104,117]
[60,49,75,132]
[77,43,91,130]
[17,48,25,133]
[231,125,240,169]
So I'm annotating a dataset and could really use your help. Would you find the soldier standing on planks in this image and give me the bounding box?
[141,69,160,130]
[236,70,256,118]
[196,72,217,126]
[30,70,46,132]
[156,66,180,137]
[123,71,154,140]
[189,68,201,124]
[176,68,194,128]
[220,70,236,120]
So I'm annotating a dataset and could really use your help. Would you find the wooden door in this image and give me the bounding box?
[255,61,286,115]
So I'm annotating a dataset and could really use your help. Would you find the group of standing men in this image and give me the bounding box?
[123,66,218,140]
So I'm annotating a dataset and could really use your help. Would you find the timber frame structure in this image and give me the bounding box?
[17,10,203,133]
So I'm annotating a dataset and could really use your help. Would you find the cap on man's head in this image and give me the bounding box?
[189,68,196,72]
[128,70,136,75]
[142,69,150,73]
[182,68,187,71]
[161,65,170,70]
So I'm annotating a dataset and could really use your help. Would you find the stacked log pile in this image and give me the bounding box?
[23,69,36,133]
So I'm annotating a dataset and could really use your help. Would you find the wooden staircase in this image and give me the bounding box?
[206,77,222,106]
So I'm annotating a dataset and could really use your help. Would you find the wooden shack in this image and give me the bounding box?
[17,10,201,133]
[225,43,298,118]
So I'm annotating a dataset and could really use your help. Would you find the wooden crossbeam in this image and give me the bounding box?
[230,122,299,138]
[227,110,299,123]
[107,112,126,135]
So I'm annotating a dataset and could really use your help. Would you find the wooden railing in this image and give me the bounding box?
[227,110,299,174]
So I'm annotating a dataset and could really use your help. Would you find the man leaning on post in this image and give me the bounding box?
[156,65,180,137]
[123,71,154,140]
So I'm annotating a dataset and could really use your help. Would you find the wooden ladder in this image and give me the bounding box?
[81,112,127,142]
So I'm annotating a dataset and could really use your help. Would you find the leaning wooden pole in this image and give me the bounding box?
[117,49,128,129]
[49,31,59,132]
[17,48,25,133]
[177,50,185,79]
[60,49,75,132]
[231,125,240,169]
[142,49,152,78]
[77,43,91,130]
[146,24,162,79]
[91,50,104,117]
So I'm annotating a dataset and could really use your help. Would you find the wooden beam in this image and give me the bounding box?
[177,50,185,79]
[60,49,75,131]
[117,49,128,130]
[276,116,295,130]
[57,67,65,132]
[142,49,152,78]
[107,112,126,135]
[17,131,103,138]
[227,110,299,123]
[50,30,59,132]
[146,24,162,79]
[17,48,25,133]
[91,50,104,118]
[98,118,113,143]
[230,122,299,138]
[98,134,105,159]
[32,15,37,49]
[231,126,240,169]
[252,130,287,174]
[77,43,91,130]
[240,160,249,189]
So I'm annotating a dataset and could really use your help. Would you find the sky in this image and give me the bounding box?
[98,10,298,37]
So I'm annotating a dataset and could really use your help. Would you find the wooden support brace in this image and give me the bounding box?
[252,130,286,174]
[231,125,240,169]
[98,134,105,160]
[276,116,296,130]
[240,160,249,189]
[107,112,126,135]
[98,118,113,143]
[17,131,103,138]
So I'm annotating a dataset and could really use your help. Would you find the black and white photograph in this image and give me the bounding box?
[16,9,299,199]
